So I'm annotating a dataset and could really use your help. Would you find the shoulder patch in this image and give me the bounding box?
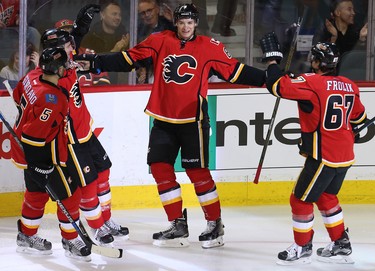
[210,38,220,46]
[291,76,306,83]
[45,94,58,104]
[223,47,232,59]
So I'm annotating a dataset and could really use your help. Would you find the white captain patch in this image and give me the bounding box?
[291,76,306,83]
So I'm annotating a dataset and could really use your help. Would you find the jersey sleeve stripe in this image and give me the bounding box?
[272,77,282,97]
[229,63,244,83]
[122,51,134,66]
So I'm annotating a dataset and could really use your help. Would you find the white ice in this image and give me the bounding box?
[0,205,374,271]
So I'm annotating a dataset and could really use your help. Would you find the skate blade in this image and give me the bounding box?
[64,250,92,262]
[317,255,354,264]
[115,234,129,241]
[201,236,224,249]
[153,238,190,248]
[16,246,52,255]
[276,256,312,266]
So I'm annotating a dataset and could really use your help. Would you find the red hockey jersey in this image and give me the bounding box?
[125,30,245,123]
[59,67,93,144]
[271,73,366,167]
[10,69,69,168]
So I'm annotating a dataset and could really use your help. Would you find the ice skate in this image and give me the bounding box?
[316,228,354,264]
[152,208,189,248]
[93,224,114,245]
[16,219,52,255]
[105,218,129,239]
[62,237,91,262]
[199,218,225,249]
[276,240,312,265]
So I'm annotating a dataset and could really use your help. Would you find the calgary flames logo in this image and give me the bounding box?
[162,54,197,84]
[70,81,83,108]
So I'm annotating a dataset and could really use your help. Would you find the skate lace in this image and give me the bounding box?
[105,219,121,231]
[285,243,300,258]
[202,221,216,235]
[162,221,177,233]
[71,238,86,250]
[30,235,47,247]
[96,224,112,237]
[323,241,335,252]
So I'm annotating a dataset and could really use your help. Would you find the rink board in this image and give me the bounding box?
[1,85,375,216]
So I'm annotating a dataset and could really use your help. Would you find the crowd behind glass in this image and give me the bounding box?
[0,0,373,86]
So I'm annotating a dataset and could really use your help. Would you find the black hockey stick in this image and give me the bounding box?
[353,116,375,135]
[253,17,303,184]
[0,89,123,258]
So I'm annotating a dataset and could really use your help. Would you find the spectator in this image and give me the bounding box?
[313,0,367,56]
[0,0,41,51]
[190,0,210,35]
[138,0,174,43]
[81,0,130,53]
[211,0,239,36]
[0,43,39,81]
[137,0,174,83]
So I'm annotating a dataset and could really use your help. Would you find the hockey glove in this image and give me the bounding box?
[28,164,55,186]
[260,32,283,63]
[73,4,101,36]
[73,53,102,74]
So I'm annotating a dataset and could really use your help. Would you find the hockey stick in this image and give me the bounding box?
[3,80,13,97]
[0,111,22,148]
[353,116,375,135]
[253,17,303,184]
[0,109,123,258]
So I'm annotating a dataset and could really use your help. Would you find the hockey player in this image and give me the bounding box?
[259,32,367,265]
[10,47,91,261]
[39,5,129,245]
[75,3,268,249]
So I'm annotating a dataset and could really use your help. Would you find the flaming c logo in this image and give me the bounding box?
[162,54,197,84]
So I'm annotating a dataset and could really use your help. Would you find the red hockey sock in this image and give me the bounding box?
[151,162,182,221]
[21,190,49,236]
[80,181,104,229]
[316,192,345,241]
[97,169,111,221]
[290,194,314,246]
[186,168,221,221]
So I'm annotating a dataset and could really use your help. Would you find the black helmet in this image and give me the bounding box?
[173,3,199,25]
[39,47,68,75]
[41,28,75,50]
[310,42,340,69]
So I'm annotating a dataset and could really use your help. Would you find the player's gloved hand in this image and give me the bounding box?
[260,32,283,64]
[74,4,101,36]
[28,164,55,186]
[73,53,102,74]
